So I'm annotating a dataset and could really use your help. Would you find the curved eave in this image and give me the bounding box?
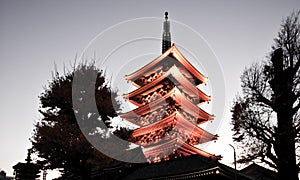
[132,112,218,144]
[124,65,211,106]
[143,137,221,161]
[173,89,214,120]
[177,139,222,161]
[125,45,208,86]
[119,116,143,127]
[120,87,214,122]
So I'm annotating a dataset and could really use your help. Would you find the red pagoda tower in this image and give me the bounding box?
[121,12,221,163]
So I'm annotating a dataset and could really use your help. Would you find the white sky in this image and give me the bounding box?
[1,0,299,179]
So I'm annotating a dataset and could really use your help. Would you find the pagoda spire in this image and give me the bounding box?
[162,11,171,53]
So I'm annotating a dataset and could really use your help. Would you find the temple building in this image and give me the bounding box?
[59,12,278,180]
[113,12,276,180]
[121,11,221,164]
[13,150,41,180]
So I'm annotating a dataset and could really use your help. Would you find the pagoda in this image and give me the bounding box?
[120,12,221,163]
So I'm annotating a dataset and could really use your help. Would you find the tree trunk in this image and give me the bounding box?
[271,48,298,180]
[276,112,298,180]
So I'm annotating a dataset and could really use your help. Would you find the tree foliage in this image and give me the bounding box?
[231,11,300,180]
[31,63,132,178]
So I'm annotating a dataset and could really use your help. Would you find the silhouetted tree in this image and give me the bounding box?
[231,11,300,180]
[31,63,132,179]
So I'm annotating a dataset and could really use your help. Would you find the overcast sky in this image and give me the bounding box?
[1,0,299,178]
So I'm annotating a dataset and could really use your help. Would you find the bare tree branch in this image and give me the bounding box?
[232,11,300,179]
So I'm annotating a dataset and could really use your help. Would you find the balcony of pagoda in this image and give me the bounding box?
[142,137,221,163]
[132,105,204,127]
[133,129,217,147]
[131,111,218,146]
[124,65,211,107]
[120,88,214,126]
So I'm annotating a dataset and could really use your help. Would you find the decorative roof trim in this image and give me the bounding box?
[125,45,208,87]
[124,65,211,106]
[142,137,221,160]
[132,111,218,143]
[120,87,214,123]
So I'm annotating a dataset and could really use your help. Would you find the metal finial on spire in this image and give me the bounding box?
[162,12,171,54]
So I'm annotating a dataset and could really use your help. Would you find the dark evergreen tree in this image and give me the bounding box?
[31,63,132,179]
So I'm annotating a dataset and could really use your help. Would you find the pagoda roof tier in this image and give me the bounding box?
[142,137,221,161]
[124,65,211,107]
[132,111,218,145]
[120,87,214,126]
[125,45,208,87]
